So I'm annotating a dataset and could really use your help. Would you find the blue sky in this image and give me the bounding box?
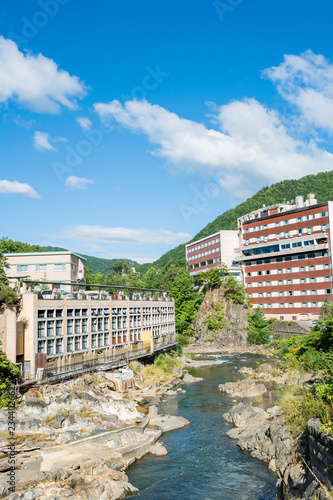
[1,0,333,263]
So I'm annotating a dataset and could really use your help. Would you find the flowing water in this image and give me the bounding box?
[127,354,277,500]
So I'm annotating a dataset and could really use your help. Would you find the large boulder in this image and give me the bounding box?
[219,378,267,398]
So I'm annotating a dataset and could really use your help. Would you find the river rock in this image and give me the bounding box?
[223,403,292,470]
[150,442,168,456]
[219,378,267,398]
[182,373,203,383]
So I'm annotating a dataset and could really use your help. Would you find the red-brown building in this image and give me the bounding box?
[235,194,333,322]
[186,230,241,280]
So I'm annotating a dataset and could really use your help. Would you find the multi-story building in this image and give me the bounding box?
[186,230,241,280]
[235,194,333,322]
[1,280,176,380]
[4,251,86,288]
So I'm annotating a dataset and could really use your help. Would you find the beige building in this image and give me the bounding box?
[1,280,177,381]
[4,251,86,288]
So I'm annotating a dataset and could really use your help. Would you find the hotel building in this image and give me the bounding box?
[4,251,86,289]
[186,230,241,280]
[1,278,176,381]
[234,194,333,322]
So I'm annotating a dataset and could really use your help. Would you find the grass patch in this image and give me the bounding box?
[0,431,49,445]
[142,354,183,386]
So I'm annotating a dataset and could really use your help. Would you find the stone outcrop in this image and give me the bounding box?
[192,287,249,347]
[0,373,141,446]
[223,403,292,472]
[219,379,267,398]
[277,418,333,499]
[0,458,138,500]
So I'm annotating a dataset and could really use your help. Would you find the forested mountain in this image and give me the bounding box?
[153,171,333,268]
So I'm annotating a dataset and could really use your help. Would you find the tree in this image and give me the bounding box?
[247,308,270,344]
[0,237,44,253]
[0,252,19,306]
[108,260,132,276]
[0,342,21,407]
[196,265,229,293]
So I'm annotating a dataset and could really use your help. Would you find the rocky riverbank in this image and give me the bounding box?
[0,364,199,500]
[221,362,333,500]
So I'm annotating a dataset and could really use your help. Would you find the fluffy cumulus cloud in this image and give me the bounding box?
[58,225,191,245]
[263,50,333,132]
[76,116,92,131]
[65,176,94,190]
[0,179,40,198]
[33,131,57,151]
[0,36,87,113]
[94,97,333,194]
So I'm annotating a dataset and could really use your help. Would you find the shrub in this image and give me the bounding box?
[247,308,270,345]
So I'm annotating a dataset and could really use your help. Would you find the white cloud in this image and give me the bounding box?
[76,116,92,131]
[94,98,333,192]
[57,225,191,245]
[0,36,87,113]
[263,50,333,132]
[33,131,57,151]
[65,176,94,190]
[0,179,40,198]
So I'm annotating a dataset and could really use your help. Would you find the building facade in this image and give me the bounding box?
[235,195,333,322]
[4,251,86,287]
[186,230,241,279]
[1,280,176,380]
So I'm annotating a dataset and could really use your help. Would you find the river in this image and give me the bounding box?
[127,353,277,499]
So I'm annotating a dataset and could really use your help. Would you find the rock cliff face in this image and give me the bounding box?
[192,287,249,347]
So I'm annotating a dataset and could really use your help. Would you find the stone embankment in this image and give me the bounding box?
[221,362,333,500]
[0,364,199,499]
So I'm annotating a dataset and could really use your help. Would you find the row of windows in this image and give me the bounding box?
[243,212,328,233]
[250,289,331,297]
[245,226,328,245]
[247,265,330,276]
[187,238,220,253]
[247,277,329,287]
[15,263,75,273]
[190,258,221,269]
[259,302,321,309]
[188,247,220,261]
[245,252,327,266]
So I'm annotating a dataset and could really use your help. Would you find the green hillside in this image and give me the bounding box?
[153,171,333,268]
[43,247,139,275]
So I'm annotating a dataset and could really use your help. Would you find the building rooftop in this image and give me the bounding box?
[4,250,87,261]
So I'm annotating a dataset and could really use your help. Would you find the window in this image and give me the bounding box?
[67,337,73,352]
[302,302,308,308]
[47,339,54,355]
[308,253,315,259]
[286,268,292,273]
[299,267,305,272]
[256,260,262,265]
[266,281,272,286]
[56,309,62,317]
[38,310,45,318]
[258,271,262,276]
[56,320,63,336]
[282,244,290,249]
[266,292,272,297]
[278,280,283,285]
[67,319,73,334]
[91,334,97,348]
[287,279,293,285]
[312,302,318,307]
[47,321,54,337]
[276,233,280,239]
[325,276,331,282]
[75,337,81,351]
[298,255,305,260]
[297,217,302,222]
[309,265,315,271]
[17,264,28,273]
[292,242,302,248]
[280,305,285,309]
[67,309,73,317]
[285,256,291,261]
[284,220,289,226]
[104,317,109,330]
[277,257,283,262]
[47,310,54,318]
[75,309,81,317]
[75,319,80,334]
[311,290,317,295]
[56,338,63,354]
[288,291,293,296]
[307,227,312,234]
[98,333,103,347]
[36,264,47,272]
[82,335,88,349]
[82,318,87,333]
[54,263,66,272]
[279,291,284,297]
[321,211,328,217]
[310,277,317,283]
[264,259,270,264]
[301,290,307,296]
[37,322,45,338]
[38,340,45,353]
[298,229,303,235]
[104,332,110,346]
[266,270,270,275]
[288,303,294,308]
[277,269,283,274]
[300,278,306,284]
[91,318,97,332]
